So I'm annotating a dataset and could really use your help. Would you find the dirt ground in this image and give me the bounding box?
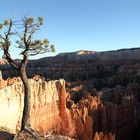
[0,130,75,140]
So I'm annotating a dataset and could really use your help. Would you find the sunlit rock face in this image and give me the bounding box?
[0,78,66,133]
[30,79,76,138]
[0,77,103,140]
[30,79,61,132]
[93,132,115,140]
[0,78,87,139]
[0,82,24,132]
[0,77,136,140]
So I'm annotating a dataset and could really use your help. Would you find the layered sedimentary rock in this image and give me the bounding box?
[0,77,93,139]
[67,82,136,140]
[57,48,140,60]
[0,78,65,133]
[0,48,140,140]
[0,81,23,133]
[0,76,136,140]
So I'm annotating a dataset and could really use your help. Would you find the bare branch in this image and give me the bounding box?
[27,25,40,45]
[3,49,19,69]
[0,19,19,69]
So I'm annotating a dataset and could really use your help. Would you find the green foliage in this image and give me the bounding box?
[0,15,55,57]
[38,16,43,25]
[26,17,34,25]
[0,19,9,29]
[50,45,55,52]
[3,19,9,26]
[0,24,3,29]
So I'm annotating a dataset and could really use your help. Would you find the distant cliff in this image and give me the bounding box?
[56,48,140,60]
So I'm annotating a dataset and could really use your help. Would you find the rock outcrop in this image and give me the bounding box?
[93,132,115,140]
[0,78,92,139]
[0,76,137,140]
[0,78,62,132]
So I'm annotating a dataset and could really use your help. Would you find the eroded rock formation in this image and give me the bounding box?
[93,132,115,140]
[0,77,93,139]
[0,76,137,140]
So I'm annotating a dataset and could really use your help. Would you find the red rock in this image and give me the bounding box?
[0,78,136,140]
[93,132,115,140]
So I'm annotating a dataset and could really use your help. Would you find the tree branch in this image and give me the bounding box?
[27,24,39,45]
[3,49,19,70]
[1,20,19,69]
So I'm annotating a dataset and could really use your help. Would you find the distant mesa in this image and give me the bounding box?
[1,47,140,65]
[57,47,140,60]
[57,50,97,56]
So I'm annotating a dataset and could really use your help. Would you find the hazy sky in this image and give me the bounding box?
[0,0,140,59]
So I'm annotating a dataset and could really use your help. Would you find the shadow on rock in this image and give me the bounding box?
[0,130,15,140]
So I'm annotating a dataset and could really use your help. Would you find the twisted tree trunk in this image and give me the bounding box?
[20,55,31,130]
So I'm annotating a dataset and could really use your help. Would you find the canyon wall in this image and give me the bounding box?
[0,78,65,133]
[0,77,136,140]
[0,81,23,132]
[0,78,93,139]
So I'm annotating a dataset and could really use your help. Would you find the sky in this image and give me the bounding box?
[0,0,140,59]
